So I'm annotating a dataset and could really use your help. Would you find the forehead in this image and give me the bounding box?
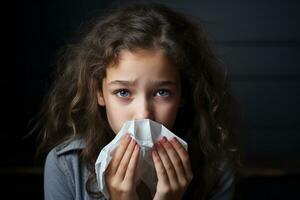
[105,49,180,82]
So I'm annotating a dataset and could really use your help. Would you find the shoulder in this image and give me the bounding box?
[208,165,235,200]
[54,138,86,156]
[44,138,88,199]
[45,137,86,174]
[45,138,85,168]
[45,137,85,171]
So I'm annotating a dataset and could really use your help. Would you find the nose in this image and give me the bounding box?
[133,96,154,120]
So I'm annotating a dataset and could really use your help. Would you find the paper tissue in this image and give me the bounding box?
[95,119,188,199]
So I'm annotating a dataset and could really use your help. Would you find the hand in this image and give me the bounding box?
[152,136,193,200]
[105,134,140,200]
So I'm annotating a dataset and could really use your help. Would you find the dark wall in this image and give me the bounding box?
[1,0,299,199]
[157,0,300,167]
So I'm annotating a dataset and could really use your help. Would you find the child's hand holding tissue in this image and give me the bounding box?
[95,119,193,200]
[104,134,140,200]
[151,136,193,200]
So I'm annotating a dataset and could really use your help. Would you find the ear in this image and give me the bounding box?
[96,90,106,106]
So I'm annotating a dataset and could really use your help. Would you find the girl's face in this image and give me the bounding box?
[97,49,182,134]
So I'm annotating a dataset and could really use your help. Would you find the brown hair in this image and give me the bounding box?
[33,3,241,199]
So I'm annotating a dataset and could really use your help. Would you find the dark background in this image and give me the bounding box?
[1,0,299,199]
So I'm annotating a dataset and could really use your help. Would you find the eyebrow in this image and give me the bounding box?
[108,80,178,86]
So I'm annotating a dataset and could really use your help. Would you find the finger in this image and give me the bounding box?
[170,137,193,181]
[156,140,178,185]
[152,147,169,185]
[160,137,187,185]
[115,138,137,180]
[124,143,140,183]
[109,135,131,174]
[110,134,132,174]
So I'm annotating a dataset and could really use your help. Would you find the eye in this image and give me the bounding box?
[115,89,130,98]
[156,89,171,97]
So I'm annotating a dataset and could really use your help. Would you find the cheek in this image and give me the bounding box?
[105,98,131,134]
[155,102,179,129]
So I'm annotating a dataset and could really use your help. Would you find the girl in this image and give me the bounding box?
[34,3,240,200]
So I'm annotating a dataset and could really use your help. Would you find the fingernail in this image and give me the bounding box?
[131,139,136,144]
[161,136,167,143]
[156,142,161,149]
[135,144,140,151]
[171,137,178,143]
[152,149,158,158]
[125,134,131,140]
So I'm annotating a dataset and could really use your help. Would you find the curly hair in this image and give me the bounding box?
[34,3,241,199]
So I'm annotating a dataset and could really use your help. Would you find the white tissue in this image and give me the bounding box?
[95,119,188,199]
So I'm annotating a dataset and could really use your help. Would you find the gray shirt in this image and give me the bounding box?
[44,139,234,200]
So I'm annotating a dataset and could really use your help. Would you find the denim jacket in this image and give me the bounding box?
[44,139,234,200]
